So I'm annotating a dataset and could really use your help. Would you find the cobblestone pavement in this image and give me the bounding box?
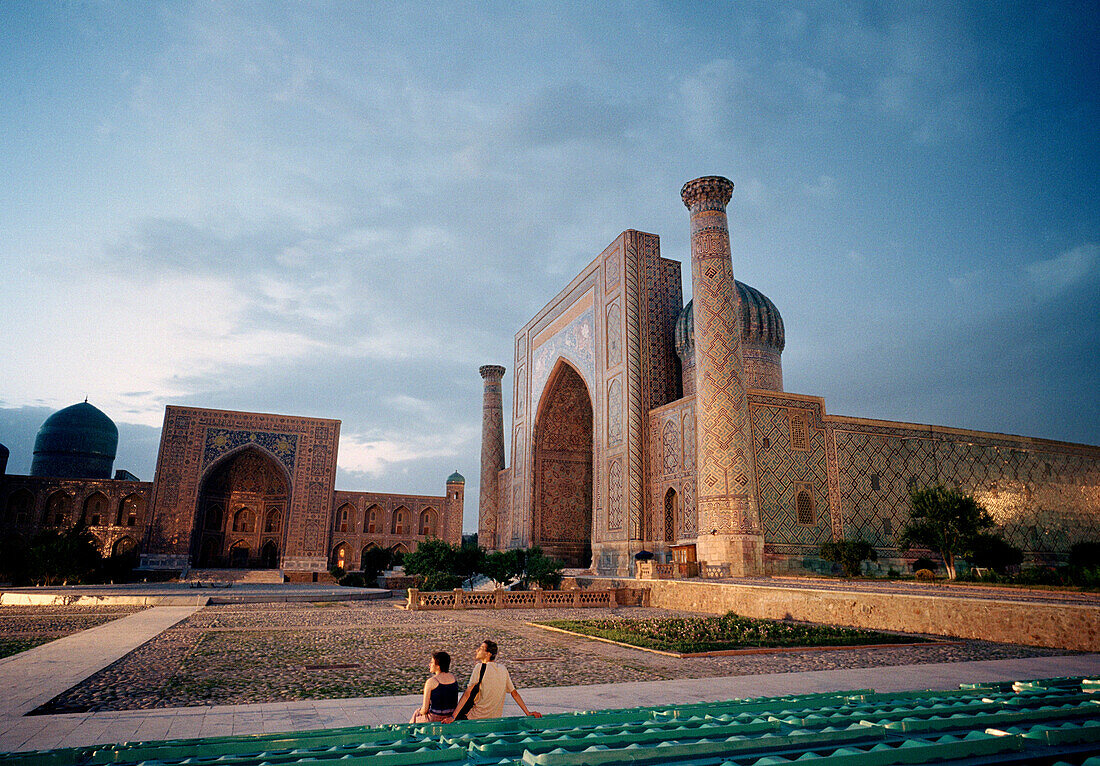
[0,605,145,659]
[715,576,1100,605]
[33,600,1071,714]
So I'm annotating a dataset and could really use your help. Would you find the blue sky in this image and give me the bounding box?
[2,2,1097,532]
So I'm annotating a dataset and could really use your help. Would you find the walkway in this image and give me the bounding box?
[1,642,1097,752]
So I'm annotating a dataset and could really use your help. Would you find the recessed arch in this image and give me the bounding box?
[419,507,437,537]
[259,539,279,569]
[117,493,145,527]
[664,487,678,543]
[112,536,138,558]
[330,542,348,570]
[337,502,354,533]
[83,492,109,527]
[391,506,408,535]
[531,358,593,567]
[194,445,288,568]
[365,504,381,534]
[45,491,71,526]
[6,488,34,524]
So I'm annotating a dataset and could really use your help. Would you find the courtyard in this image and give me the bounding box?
[5,598,1071,714]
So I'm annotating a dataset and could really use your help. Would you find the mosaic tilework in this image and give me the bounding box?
[478,366,506,550]
[750,402,831,550]
[607,377,623,446]
[647,398,699,544]
[202,429,298,475]
[606,301,622,368]
[683,178,760,538]
[835,424,1100,556]
[530,301,596,406]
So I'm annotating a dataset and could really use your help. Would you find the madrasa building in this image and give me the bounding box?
[0,404,464,577]
[476,175,1100,577]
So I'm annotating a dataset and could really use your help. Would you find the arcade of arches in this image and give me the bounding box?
[196,447,288,568]
[532,362,593,568]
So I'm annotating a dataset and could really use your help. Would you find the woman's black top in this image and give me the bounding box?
[428,680,459,715]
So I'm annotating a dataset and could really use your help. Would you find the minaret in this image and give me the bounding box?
[478,365,506,550]
[681,176,763,576]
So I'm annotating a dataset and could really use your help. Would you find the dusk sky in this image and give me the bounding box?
[2,2,1097,533]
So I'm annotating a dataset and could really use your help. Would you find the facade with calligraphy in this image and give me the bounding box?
[477,176,1100,577]
[0,404,464,576]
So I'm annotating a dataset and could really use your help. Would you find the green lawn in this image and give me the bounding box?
[540,612,927,654]
[0,636,53,659]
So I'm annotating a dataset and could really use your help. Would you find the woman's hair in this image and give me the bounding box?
[432,650,451,672]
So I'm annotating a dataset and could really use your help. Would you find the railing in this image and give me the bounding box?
[700,563,730,578]
[636,561,701,580]
[406,588,617,611]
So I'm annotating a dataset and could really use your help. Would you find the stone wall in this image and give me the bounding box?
[583,577,1100,651]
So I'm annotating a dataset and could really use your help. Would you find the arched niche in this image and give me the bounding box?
[531,359,593,567]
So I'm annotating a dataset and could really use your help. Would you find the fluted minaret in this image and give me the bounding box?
[681,176,763,576]
[478,365,506,550]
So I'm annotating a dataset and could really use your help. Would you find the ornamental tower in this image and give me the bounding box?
[681,176,763,575]
[478,364,506,549]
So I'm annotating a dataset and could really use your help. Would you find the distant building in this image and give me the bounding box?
[478,176,1100,576]
[0,403,464,576]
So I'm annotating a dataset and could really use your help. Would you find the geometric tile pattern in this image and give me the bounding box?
[750,403,831,552]
[836,424,1100,557]
[202,428,298,475]
[683,178,760,537]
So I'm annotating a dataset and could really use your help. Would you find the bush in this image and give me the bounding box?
[967,533,1023,574]
[524,547,565,589]
[339,571,367,587]
[329,566,345,579]
[1069,542,1100,568]
[915,568,936,582]
[1016,566,1064,586]
[820,538,877,578]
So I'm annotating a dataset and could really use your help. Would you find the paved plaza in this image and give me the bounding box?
[0,583,1097,754]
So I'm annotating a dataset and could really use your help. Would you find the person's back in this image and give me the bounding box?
[465,660,513,720]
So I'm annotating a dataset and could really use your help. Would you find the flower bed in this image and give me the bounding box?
[539,611,927,654]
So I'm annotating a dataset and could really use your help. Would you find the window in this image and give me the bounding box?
[264,508,280,533]
[789,414,808,452]
[870,473,880,491]
[118,494,145,526]
[337,503,353,533]
[761,436,771,450]
[882,517,893,536]
[366,505,380,534]
[232,508,253,533]
[46,492,71,526]
[84,493,108,526]
[6,489,33,524]
[795,484,814,525]
[663,488,678,542]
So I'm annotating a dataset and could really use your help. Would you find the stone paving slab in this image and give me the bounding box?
[2,652,1098,753]
[0,606,200,716]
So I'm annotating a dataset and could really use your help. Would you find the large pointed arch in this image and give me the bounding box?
[193,445,290,568]
[531,358,594,567]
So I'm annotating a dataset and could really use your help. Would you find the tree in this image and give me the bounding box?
[898,485,993,579]
[820,538,877,578]
[402,538,460,581]
[26,523,102,585]
[482,549,523,588]
[360,546,394,582]
[523,547,565,589]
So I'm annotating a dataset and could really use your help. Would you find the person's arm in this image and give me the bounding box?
[417,678,435,718]
[509,688,541,718]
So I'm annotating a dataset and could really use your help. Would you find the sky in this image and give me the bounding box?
[1,1,1098,534]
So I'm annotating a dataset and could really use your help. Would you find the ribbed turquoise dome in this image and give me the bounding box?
[30,402,118,479]
[446,470,465,484]
[674,281,785,359]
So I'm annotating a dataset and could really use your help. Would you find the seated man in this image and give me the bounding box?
[445,639,542,721]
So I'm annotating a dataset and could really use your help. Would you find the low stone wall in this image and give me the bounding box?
[580,577,1100,652]
[406,588,618,611]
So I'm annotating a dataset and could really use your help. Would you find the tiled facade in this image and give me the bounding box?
[0,405,463,575]
[482,177,1100,576]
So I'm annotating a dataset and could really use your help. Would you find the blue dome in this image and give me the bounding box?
[446,470,465,484]
[30,402,118,479]
[674,281,785,359]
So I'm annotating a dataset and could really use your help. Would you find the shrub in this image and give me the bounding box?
[339,571,366,587]
[329,566,345,579]
[1069,542,1100,568]
[360,547,394,581]
[820,538,877,578]
[524,547,565,589]
[1016,566,1063,586]
[915,568,936,582]
[967,533,1023,574]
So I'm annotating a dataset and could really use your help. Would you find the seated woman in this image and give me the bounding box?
[410,650,458,723]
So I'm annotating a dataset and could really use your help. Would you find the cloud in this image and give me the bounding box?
[338,422,478,478]
[1027,243,1098,299]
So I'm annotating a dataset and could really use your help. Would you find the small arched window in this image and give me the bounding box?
[337,503,354,533]
[118,494,145,527]
[232,507,254,533]
[366,505,381,534]
[795,486,814,525]
[264,508,280,533]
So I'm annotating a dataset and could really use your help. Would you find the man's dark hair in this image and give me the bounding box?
[482,640,498,660]
[432,651,451,672]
